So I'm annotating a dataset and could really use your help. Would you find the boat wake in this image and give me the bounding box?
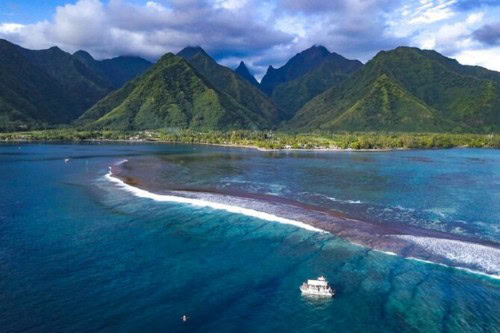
[105,164,500,280]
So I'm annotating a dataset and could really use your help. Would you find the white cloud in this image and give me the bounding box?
[466,12,483,24]
[1,0,500,77]
[145,1,167,12]
[0,0,291,63]
[0,23,25,34]
[414,11,484,54]
[408,0,457,25]
[455,46,500,72]
[214,0,248,10]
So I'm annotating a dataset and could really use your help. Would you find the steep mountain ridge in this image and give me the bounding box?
[271,52,363,119]
[73,50,152,88]
[287,47,500,132]
[0,40,86,130]
[17,45,111,117]
[178,46,284,124]
[78,54,270,130]
[0,39,151,130]
[234,61,259,87]
[260,45,331,95]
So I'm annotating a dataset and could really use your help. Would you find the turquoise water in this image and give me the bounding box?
[1,143,499,332]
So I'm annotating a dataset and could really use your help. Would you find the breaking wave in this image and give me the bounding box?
[327,197,363,204]
[106,169,326,234]
[105,163,500,280]
[394,235,500,279]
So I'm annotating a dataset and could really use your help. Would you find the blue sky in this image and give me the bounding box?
[1,0,500,79]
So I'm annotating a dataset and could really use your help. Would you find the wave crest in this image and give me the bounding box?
[393,235,500,277]
[106,166,500,280]
[106,170,326,234]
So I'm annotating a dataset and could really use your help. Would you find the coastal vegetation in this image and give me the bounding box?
[2,129,498,150]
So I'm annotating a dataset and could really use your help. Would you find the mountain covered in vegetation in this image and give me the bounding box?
[272,51,363,120]
[177,46,283,125]
[288,47,500,132]
[0,39,79,130]
[1,39,499,134]
[17,45,111,117]
[234,61,259,87]
[260,45,332,95]
[73,51,151,88]
[0,39,151,131]
[78,53,271,130]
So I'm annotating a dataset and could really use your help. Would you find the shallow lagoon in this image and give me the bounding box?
[1,143,499,332]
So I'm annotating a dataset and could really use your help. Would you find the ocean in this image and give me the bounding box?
[1,143,499,332]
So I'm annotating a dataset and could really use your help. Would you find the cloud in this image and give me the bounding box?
[412,12,484,54]
[455,46,500,72]
[0,23,24,33]
[1,0,499,78]
[473,22,500,46]
[275,0,408,62]
[0,0,411,78]
[280,0,396,14]
[0,0,292,62]
[407,0,457,25]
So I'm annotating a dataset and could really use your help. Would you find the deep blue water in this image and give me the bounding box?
[1,143,499,332]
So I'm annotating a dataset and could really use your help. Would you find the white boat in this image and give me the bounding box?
[300,276,335,297]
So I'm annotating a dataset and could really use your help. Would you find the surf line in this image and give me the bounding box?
[105,166,500,281]
[106,169,327,234]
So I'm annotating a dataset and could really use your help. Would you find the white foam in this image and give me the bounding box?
[105,171,327,234]
[393,205,415,212]
[407,257,500,280]
[105,167,500,280]
[394,235,500,278]
[375,249,398,256]
[327,197,363,204]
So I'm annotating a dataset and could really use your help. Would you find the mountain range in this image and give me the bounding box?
[269,47,363,119]
[288,47,500,132]
[0,39,151,131]
[1,38,499,133]
[78,53,270,130]
[177,46,284,126]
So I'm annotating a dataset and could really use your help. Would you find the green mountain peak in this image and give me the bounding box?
[235,61,259,87]
[287,46,500,132]
[178,46,284,125]
[78,54,269,130]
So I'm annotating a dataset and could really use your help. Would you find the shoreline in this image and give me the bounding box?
[1,130,498,151]
[0,138,474,152]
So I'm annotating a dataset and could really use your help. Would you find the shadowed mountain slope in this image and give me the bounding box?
[260,45,331,95]
[271,52,363,120]
[73,51,152,88]
[234,61,259,87]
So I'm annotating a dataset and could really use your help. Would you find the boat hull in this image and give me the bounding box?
[300,286,334,297]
